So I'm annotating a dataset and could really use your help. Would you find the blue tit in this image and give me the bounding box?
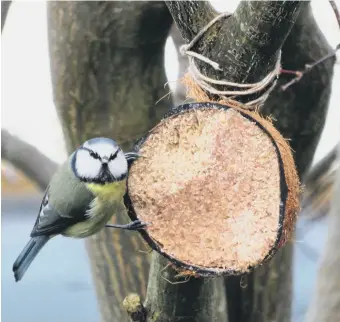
[12,137,147,282]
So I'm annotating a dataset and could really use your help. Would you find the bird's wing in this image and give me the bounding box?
[30,186,90,237]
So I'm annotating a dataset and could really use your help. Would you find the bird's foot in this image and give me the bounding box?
[105,219,150,231]
[124,152,140,165]
[125,152,139,169]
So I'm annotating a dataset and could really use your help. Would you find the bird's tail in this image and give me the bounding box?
[12,236,49,282]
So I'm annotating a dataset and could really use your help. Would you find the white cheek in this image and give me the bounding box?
[75,150,102,179]
[108,153,128,179]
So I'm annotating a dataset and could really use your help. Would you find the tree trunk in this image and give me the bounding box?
[304,144,340,322]
[144,253,228,322]
[161,2,335,322]
[47,2,172,321]
[166,0,301,103]
[233,4,335,322]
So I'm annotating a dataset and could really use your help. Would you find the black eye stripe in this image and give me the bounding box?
[89,151,101,160]
[80,146,119,161]
[109,149,120,161]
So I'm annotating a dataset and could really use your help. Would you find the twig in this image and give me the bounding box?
[123,294,147,322]
[1,129,58,190]
[329,0,340,29]
[280,44,339,91]
[281,0,340,91]
[280,69,303,77]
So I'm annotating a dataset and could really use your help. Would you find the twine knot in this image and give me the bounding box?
[181,12,282,110]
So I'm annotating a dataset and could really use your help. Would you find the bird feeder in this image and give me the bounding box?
[125,102,300,276]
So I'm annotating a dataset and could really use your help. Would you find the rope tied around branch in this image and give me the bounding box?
[180,12,282,110]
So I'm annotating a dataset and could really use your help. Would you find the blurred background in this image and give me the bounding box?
[1,1,339,322]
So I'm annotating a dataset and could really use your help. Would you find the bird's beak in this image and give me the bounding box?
[124,152,140,163]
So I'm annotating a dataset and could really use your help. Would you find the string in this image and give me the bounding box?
[180,12,282,110]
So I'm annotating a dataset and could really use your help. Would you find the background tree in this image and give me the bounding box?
[1,1,338,322]
[1,0,11,32]
[305,143,340,322]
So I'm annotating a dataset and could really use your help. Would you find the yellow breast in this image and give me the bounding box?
[86,180,127,201]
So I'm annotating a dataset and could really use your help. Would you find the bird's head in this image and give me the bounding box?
[71,137,139,184]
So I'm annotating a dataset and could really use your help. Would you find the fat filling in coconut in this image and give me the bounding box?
[128,108,281,272]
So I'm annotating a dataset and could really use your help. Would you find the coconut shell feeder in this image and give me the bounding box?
[124,102,300,277]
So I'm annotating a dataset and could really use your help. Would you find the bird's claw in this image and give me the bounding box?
[126,219,150,231]
[124,152,140,162]
[105,219,150,231]
[125,152,141,168]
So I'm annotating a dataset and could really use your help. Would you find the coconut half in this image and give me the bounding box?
[125,102,300,276]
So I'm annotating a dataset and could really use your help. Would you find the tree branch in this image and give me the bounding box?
[280,42,339,91]
[1,0,11,33]
[304,143,340,322]
[1,129,57,190]
[329,0,340,29]
[165,1,217,43]
[262,3,335,176]
[166,1,302,103]
[279,0,339,91]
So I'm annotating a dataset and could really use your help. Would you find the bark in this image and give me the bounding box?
[305,144,340,322]
[144,253,228,322]
[166,0,302,103]
[1,0,11,32]
[262,4,335,176]
[1,129,57,190]
[163,2,334,322]
[47,2,172,321]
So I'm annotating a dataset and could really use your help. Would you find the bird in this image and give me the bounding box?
[12,137,147,282]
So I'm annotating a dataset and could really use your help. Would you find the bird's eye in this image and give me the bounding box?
[109,149,119,161]
[90,151,100,159]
